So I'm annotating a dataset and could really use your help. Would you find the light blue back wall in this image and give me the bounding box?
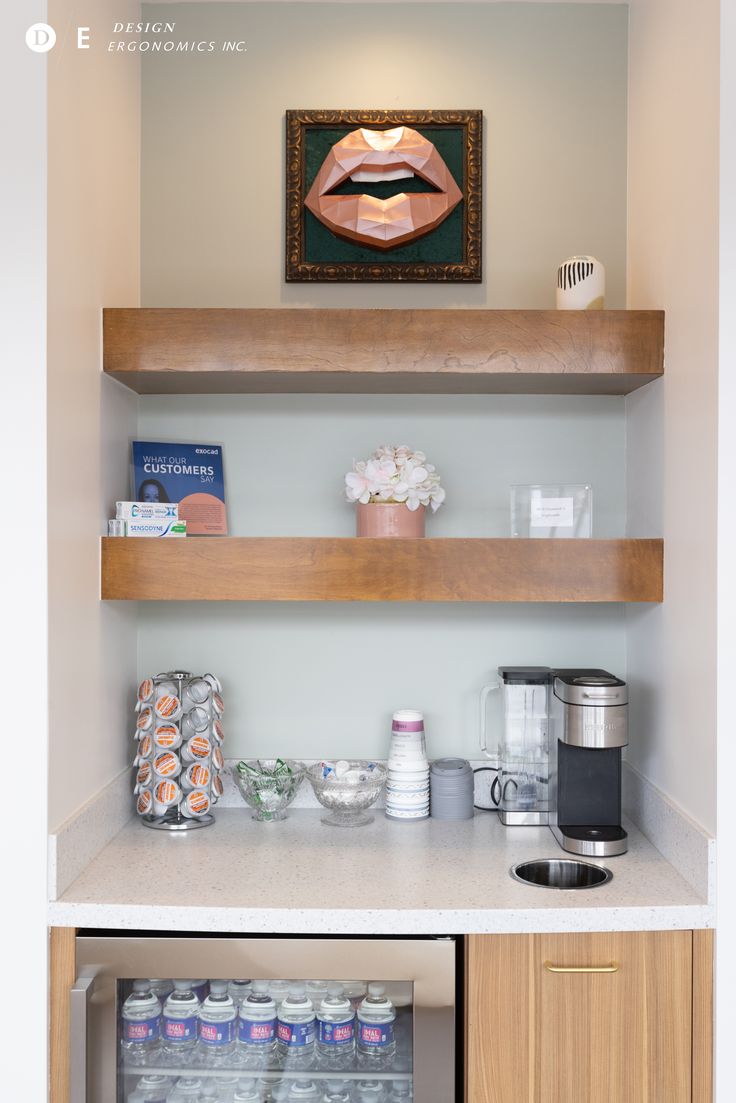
[136,394,627,761]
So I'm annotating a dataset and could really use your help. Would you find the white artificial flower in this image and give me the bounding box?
[345,444,445,513]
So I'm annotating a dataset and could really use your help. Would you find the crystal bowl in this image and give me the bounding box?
[306,761,387,827]
[232,759,306,821]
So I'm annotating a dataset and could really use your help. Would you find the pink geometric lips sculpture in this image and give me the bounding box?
[304,126,463,250]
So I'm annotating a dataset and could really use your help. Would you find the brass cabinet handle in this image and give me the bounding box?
[544,960,619,974]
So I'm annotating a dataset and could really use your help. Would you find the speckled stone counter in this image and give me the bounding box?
[48,809,712,934]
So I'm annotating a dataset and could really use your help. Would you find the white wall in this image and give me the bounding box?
[1,2,49,1093]
[626,0,719,835]
[141,0,628,309]
[47,0,141,831]
[717,0,736,1091]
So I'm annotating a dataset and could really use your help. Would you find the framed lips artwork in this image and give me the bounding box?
[285,109,482,282]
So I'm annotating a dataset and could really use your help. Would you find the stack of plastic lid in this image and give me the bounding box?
[385,710,430,822]
[430,758,474,820]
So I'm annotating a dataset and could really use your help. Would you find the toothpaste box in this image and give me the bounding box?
[116,501,179,521]
[107,518,187,537]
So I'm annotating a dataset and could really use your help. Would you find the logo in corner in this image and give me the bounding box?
[26,23,56,52]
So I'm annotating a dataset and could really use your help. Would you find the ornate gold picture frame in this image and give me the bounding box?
[285,109,482,282]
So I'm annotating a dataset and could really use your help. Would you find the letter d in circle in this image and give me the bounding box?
[26,23,57,52]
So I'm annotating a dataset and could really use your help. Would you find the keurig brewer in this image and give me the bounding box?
[480,666,628,856]
[549,669,629,857]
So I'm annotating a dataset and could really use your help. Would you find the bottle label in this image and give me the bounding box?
[200,1019,236,1046]
[124,1015,160,1043]
[276,1019,315,1047]
[318,1019,355,1047]
[238,1017,276,1045]
[359,1021,395,1048]
[163,1014,198,1043]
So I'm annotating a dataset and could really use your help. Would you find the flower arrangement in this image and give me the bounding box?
[345,444,446,513]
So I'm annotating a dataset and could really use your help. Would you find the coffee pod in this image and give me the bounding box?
[181,789,211,818]
[137,678,154,704]
[212,746,224,772]
[213,692,225,717]
[155,693,182,722]
[153,778,182,812]
[137,733,154,761]
[136,760,152,789]
[182,762,210,792]
[182,706,209,736]
[154,723,182,750]
[136,706,153,733]
[153,750,182,779]
[181,735,212,762]
[211,774,224,800]
[211,719,225,746]
[203,673,222,694]
[136,789,153,816]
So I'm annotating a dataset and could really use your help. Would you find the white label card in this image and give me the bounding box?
[529,496,574,528]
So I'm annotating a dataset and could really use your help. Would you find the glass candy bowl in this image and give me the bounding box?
[306,761,387,827]
[232,759,306,821]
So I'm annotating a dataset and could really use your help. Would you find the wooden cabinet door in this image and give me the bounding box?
[466,931,693,1103]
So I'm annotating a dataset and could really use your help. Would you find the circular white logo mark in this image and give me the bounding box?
[26,23,56,52]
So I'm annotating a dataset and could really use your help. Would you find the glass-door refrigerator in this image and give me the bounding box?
[72,933,459,1102]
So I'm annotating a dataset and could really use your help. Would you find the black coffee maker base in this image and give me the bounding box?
[551,823,628,857]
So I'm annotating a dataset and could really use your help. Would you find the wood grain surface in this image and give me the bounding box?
[100,537,663,603]
[49,927,76,1103]
[467,931,694,1103]
[102,308,664,395]
[692,929,714,1103]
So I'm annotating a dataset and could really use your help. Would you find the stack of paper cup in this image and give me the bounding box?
[386,709,430,821]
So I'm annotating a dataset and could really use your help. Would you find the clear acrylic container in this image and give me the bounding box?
[510,483,592,538]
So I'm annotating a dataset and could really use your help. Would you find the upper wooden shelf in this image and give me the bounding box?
[101,537,663,603]
[102,308,664,396]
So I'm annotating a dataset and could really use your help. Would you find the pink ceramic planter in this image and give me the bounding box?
[356,502,426,537]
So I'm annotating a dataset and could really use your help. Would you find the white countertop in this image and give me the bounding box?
[48,809,711,934]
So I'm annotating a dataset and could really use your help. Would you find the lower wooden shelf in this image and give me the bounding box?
[100,537,663,603]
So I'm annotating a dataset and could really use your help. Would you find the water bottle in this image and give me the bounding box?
[316,984,355,1070]
[229,979,252,1008]
[355,1082,387,1102]
[357,985,396,1070]
[168,1078,204,1102]
[238,980,277,1067]
[162,981,200,1055]
[286,1081,320,1102]
[320,1082,351,1103]
[198,981,237,1062]
[387,1083,412,1102]
[268,980,291,1009]
[192,981,209,1003]
[213,1075,239,1101]
[121,980,162,1066]
[128,1075,172,1103]
[148,980,175,1002]
[276,984,316,1069]
[232,1080,260,1102]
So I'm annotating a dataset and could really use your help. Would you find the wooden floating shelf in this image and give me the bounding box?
[101,538,663,603]
[103,308,664,396]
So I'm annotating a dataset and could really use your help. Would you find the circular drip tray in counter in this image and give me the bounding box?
[510,858,613,890]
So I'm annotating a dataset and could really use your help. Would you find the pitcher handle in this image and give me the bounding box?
[479,681,501,761]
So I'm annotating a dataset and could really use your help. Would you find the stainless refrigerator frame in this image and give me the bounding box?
[73,934,458,1102]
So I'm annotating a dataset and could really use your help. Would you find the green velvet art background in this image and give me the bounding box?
[303,126,465,264]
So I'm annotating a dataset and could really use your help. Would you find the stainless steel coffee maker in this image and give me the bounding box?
[549,669,629,857]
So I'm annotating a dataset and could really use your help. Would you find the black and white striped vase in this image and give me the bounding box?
[556,255,605,310]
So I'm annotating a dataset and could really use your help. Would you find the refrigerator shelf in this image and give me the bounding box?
[123,1064,413,1081]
